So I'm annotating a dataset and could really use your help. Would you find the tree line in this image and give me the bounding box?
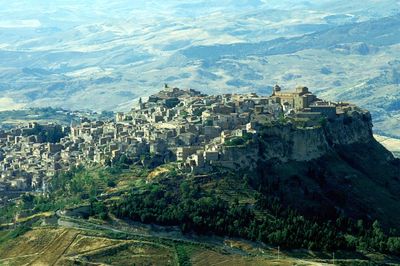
[109,178,400,254]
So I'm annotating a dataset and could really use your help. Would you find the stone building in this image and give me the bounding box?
[271,85,317,111]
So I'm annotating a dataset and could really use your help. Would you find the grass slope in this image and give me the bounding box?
[1,226,399,266]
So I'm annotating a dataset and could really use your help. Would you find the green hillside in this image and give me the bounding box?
[1,120,399,264]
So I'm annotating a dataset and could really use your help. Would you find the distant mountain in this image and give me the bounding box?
[180,15,400,61]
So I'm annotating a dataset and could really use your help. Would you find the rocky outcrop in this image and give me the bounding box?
[258,109,376,162]
[215,109,382,170]
[253,110,400,229]
[260,124,329,162]
[324,110,373,145]
[218,144,259,169]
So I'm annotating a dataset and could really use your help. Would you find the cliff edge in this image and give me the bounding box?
[248,109,400,229]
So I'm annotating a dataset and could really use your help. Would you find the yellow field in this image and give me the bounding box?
[0,226,397,266]
[82,241,176,265]
[0,228,178,266]
[0,227,321,266]
[191,249,299,266]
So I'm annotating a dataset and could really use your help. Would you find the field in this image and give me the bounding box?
[0,228,177,265]
[375,134,400,158]
[0,227,330,266]
[0,225,398,266]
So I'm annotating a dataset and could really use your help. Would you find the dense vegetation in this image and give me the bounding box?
[0,225,31,245]
[0,202,18,224]
[0,163,135,224]
[110,171,400,255]
[223,132,254,146]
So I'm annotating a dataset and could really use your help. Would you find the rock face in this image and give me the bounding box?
[260,124,329,162]
[250,109,400,229]
[259,109,376,162]
[219,144,259,170]
[210,108,381,174]
[324,110,373,145]
[218,109,380,170]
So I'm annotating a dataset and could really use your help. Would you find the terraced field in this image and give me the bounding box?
[0,226,338,266]
[81,241,175,265]
[2,224,398,266]
[0,228,176,265]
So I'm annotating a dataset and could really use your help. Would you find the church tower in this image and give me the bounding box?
[138,97,145,110]
[272,84,281,96]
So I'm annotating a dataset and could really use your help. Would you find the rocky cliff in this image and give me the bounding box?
[247,108,400,229]
[219,108,385,172]
[259,108,380,162]
[259,124,329,162]
[324,110,373,145]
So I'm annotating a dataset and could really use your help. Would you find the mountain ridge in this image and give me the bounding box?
[179,14,400,61]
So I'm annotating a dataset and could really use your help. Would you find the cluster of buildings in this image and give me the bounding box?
[0,86,349,191]
[271,85,337,119]
[0,123,69,192]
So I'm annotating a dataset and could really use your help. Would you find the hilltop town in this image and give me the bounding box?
[0,85,362,194]
[2,85,400,265]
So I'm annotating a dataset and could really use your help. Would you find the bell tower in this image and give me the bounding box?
[138,97,145,110]
[272,84,281,96]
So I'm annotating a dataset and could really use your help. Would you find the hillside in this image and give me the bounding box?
[0,107,113,130]
[3,227,397,265]
[180,15,400,60]
[105,110,400,247]
[1,1,400,264]
[0,106,399,264]
[375,134,400,158]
